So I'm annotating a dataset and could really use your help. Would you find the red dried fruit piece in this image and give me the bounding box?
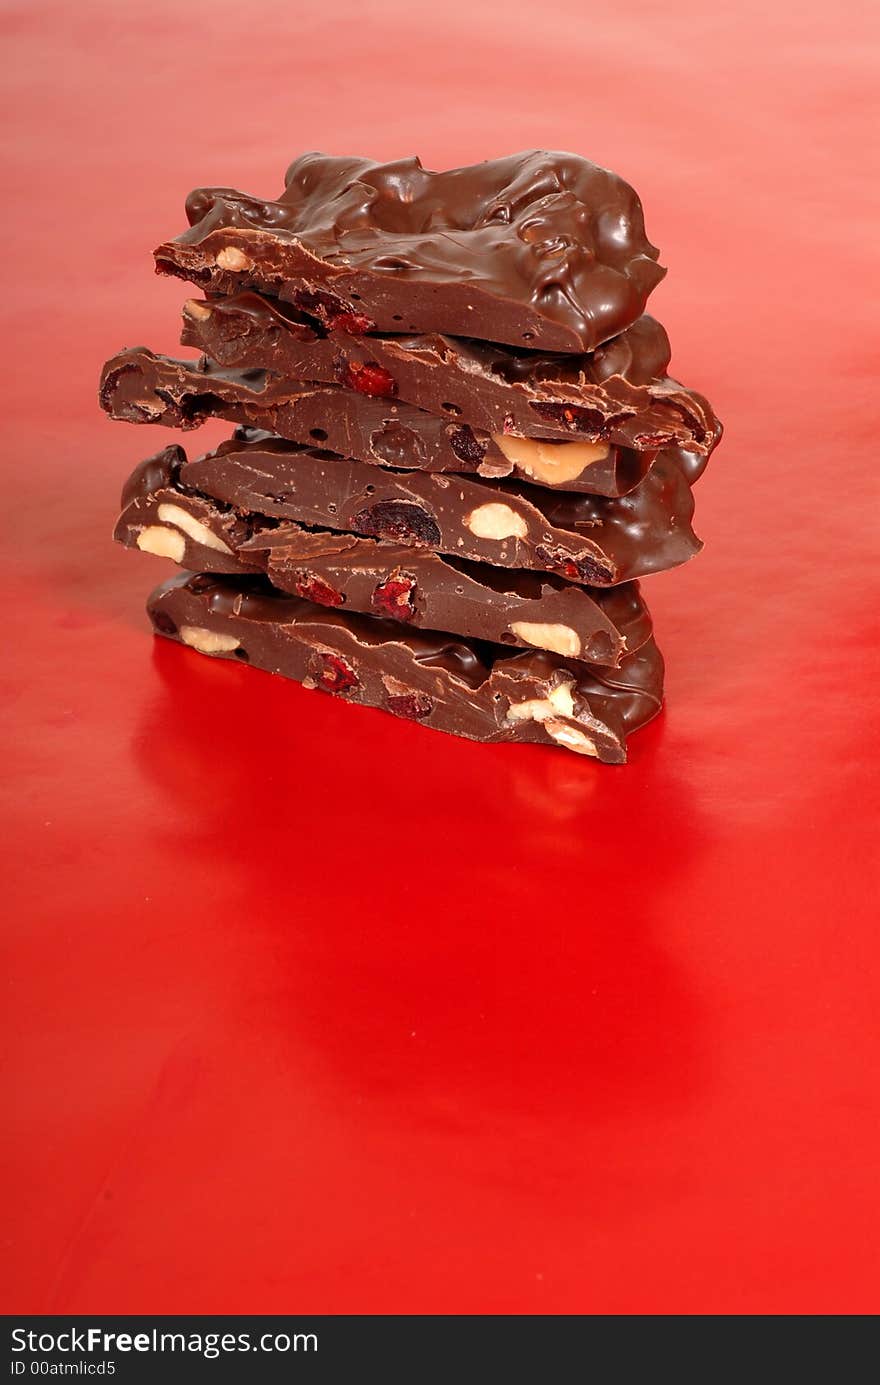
[330,311,374,335]
[342,360,398,398]
[536,544,613,586]
[448,425,487,465]
[294,571,345,607]
[529,401,612,435]
[387,692,434,720]
[354,501,441,547]
[371,573,417,622]
[574,557,612,584]
[316,653,359,694]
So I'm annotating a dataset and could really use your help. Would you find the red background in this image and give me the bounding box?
[3,0,879,1315]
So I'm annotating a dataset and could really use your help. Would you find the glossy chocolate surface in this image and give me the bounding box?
[154,151,665,351]
[114,444,270,575]
[147,571,665,762]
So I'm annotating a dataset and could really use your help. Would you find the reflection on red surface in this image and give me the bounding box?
[138,640,708,1121]
[3,0,880,1316]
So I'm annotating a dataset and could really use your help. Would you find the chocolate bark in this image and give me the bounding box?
[174,429,700,587]
[248,531,652,666]
[154,151,665,353]
[146,571,665,763]
[115,445,653,666]
[100,346,656,497]
[114,445,270,575]
[179,293,718,460]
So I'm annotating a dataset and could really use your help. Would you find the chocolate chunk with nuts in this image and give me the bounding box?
[146,571,665,762]
[112,443,267,574]
[154,151,666,352]
[114,445,653,665]
[100,345,673,497]
[170,430,701,587]
[178,292,719,462]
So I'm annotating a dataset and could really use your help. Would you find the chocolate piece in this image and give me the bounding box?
[248,531,652,666]
[175,429,700,587]
[113,443,268,574]
[114,448,652,665]
[146,571,665,762]
[100,346,655,497]
[180,292,718,460]
[154,151,665,353]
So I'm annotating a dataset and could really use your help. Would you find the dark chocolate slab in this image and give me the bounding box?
[100,346,655,497]
[146,571,665,762]
[180,292,718,459]
[175,429,701,587]
[114,445,653,666]
[154,151,665,352]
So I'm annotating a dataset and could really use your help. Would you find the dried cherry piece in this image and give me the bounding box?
[371,573,417,621]
[331,311,375,335]
[529,401,610,435]
[293,572,345,607]
[314,653,359,694]
[387,692,434,720]
[565,556,613,585]
[448,425,487,465]
[341,360,398,398]
[354,501,440,547]
[536,544,613,586]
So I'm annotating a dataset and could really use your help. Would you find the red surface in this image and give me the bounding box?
[3,0,879,1316]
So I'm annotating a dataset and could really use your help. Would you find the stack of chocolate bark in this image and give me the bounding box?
[101,152,720,762]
